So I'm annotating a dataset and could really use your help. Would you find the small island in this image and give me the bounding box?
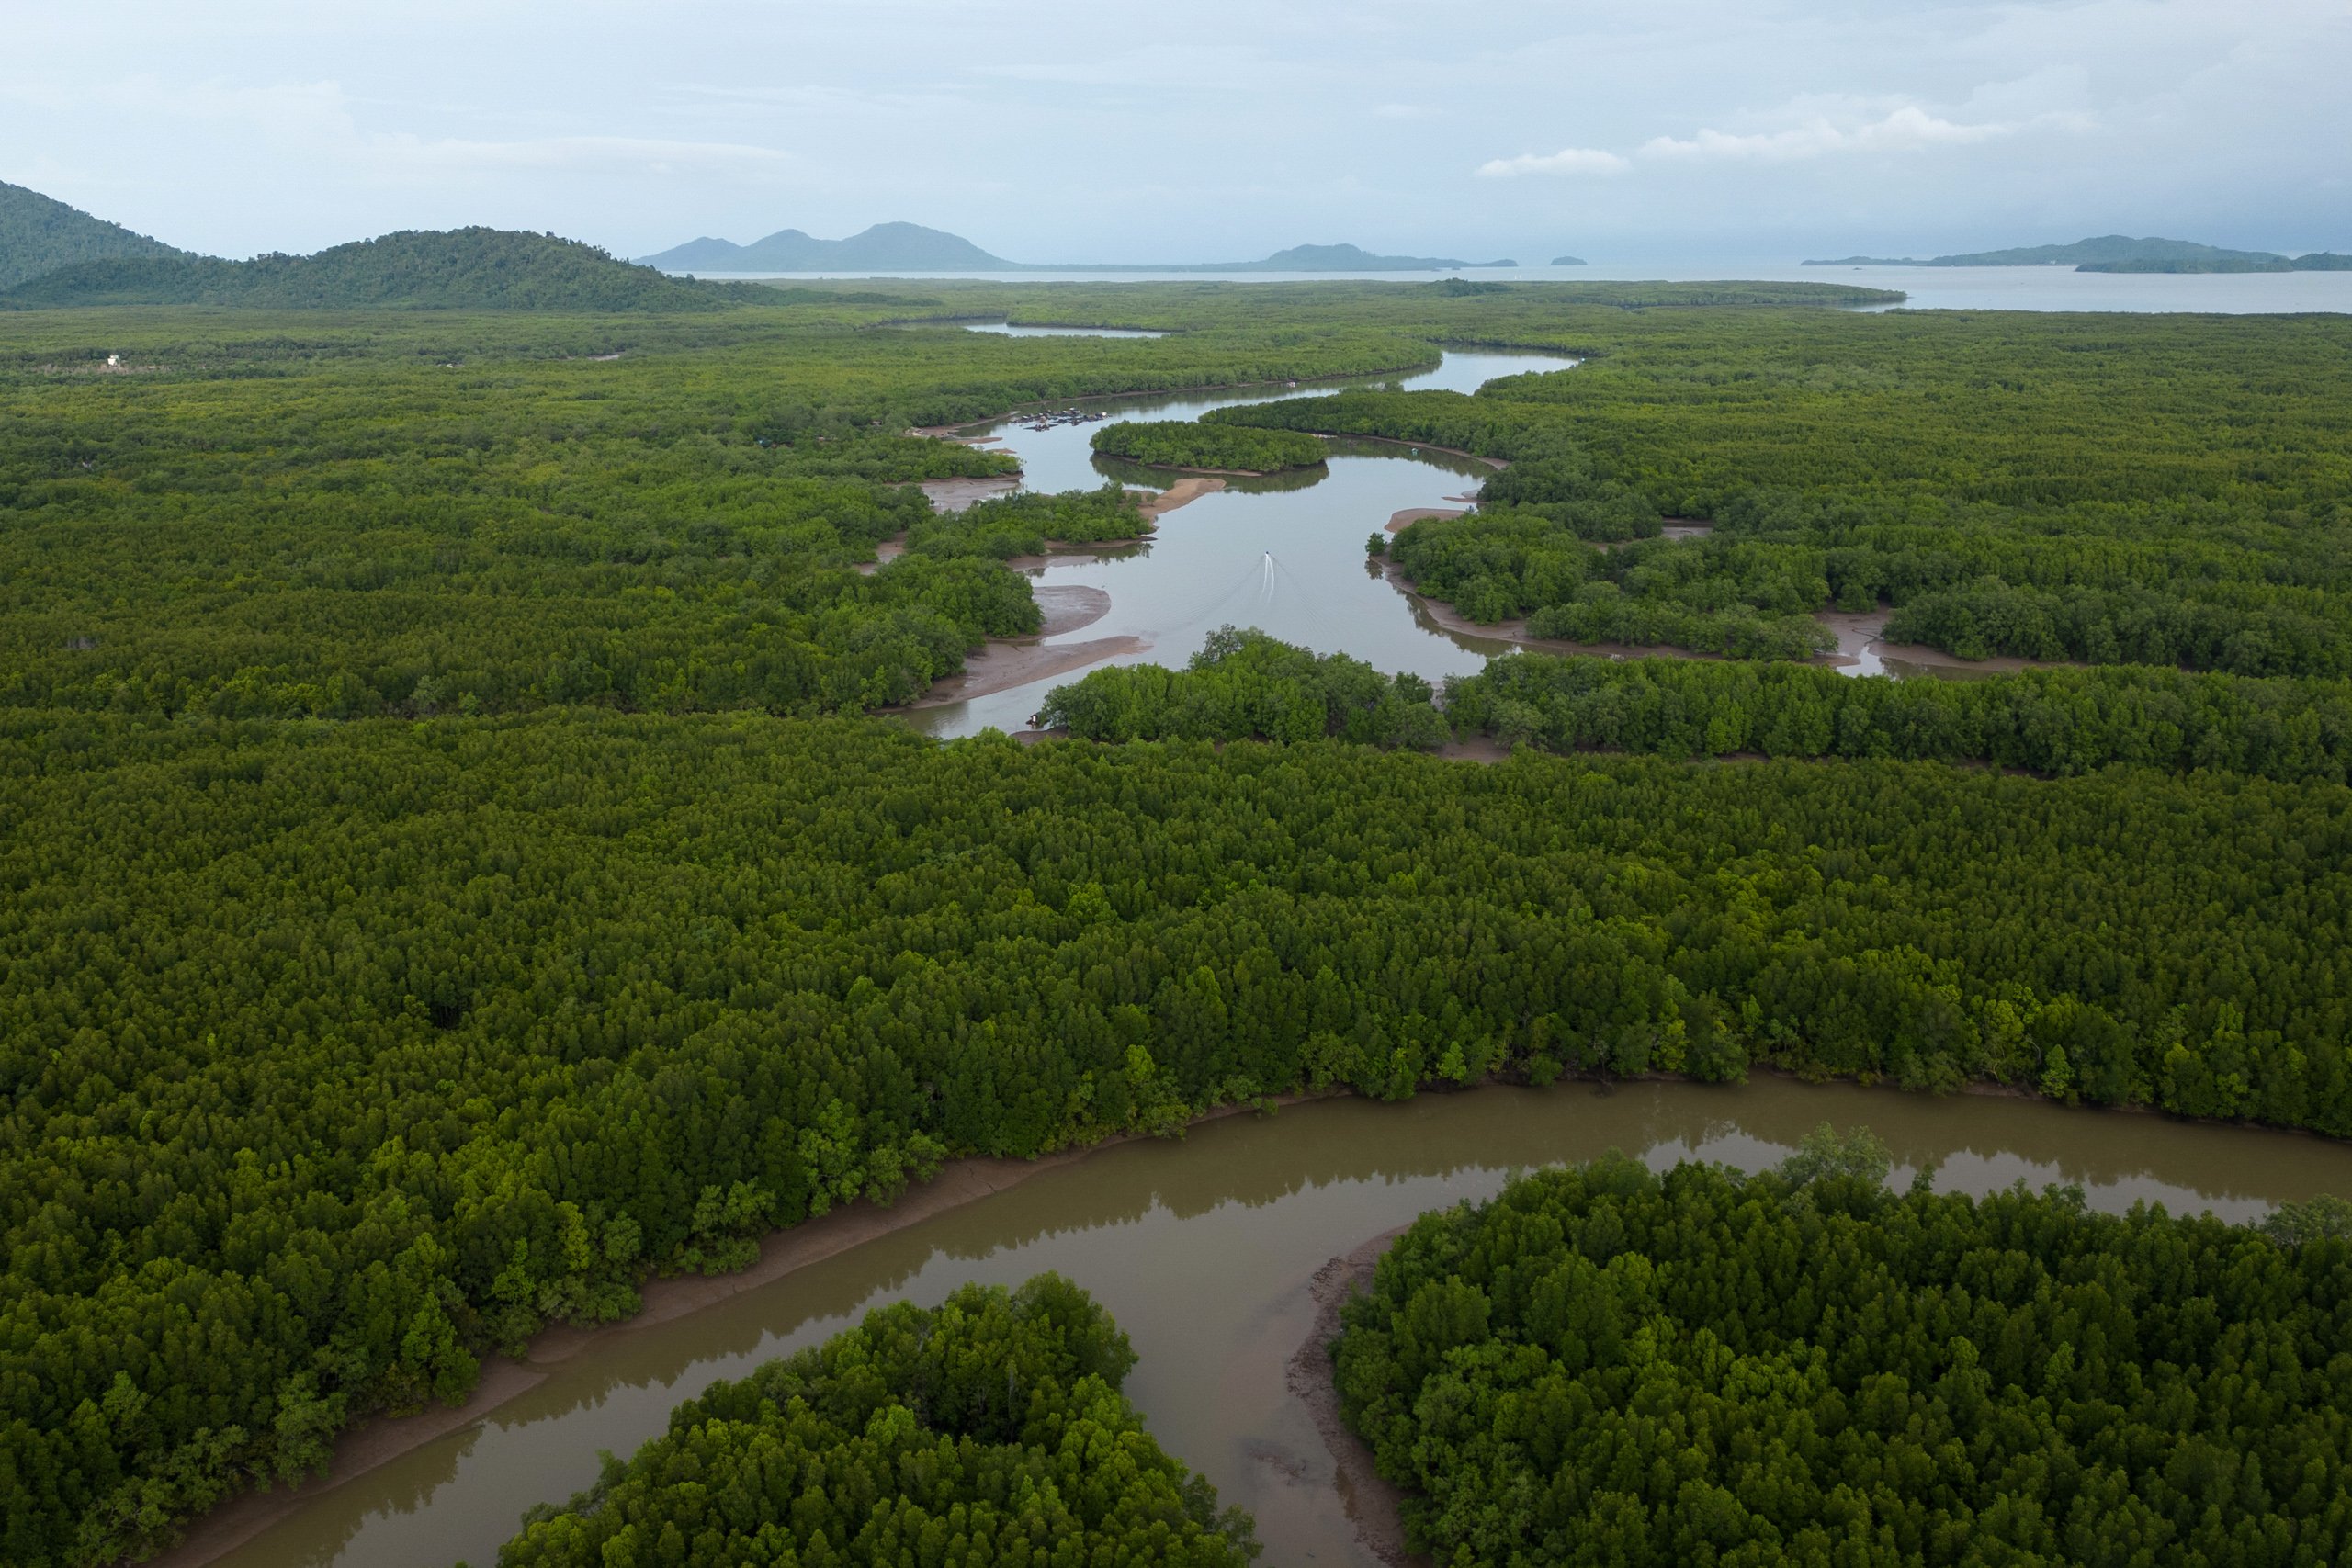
[1550,254,1588,266]
[1090,419,1329,475]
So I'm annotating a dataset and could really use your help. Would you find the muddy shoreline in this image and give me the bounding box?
[904,584,1141,710]
[144,1094,1333,1568]
[139,1062,2340,1568]
[1287,1228,1430,1568]
[1378,557,2068,677]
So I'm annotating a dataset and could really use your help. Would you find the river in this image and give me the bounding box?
[189,1078,2352,1568]
[905,345,1992,738]
[907,347,1571,738]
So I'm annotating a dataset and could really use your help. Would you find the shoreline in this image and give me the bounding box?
[903,361,1443,443]
[136,1066,2342,1568]
[1112,457,1326,479]
[1376,558,2069,676]
[1306,430,1508,469]
[904,583,1141,710]
[1139,475,1224,515]
[1287,1228,1429,1568]
[145,1093,1329,1568]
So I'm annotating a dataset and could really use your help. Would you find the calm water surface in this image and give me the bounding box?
[694,265,2352,313]
[215,1078,2352,1568]
[910,348,1562,736]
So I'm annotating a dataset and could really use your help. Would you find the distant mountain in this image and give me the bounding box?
[1801,235,2330,272]
[1186,243,1515,272]
[3,228,747,310]
[639,221,1013,273]
[1550,255,1588,266]
[640,224,1511,273]
[0,180,195,291]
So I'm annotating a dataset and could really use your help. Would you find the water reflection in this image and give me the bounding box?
[208,1077,2352,1568]
[962,321,1170,338]
[907,349,1574,736]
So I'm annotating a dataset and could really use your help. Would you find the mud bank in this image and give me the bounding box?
[1288,1229,1430,1568]
[1385,506,1467,533]
[904,583,1138,710]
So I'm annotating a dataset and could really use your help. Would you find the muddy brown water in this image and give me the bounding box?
[193,1077,2352,1568]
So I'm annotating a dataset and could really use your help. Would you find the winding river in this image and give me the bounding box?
[907,345,1992,737]
[187,1079,2352,1568]
[908,348,1562,738]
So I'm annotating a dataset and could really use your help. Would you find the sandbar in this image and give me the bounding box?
[911,636,1147,708]
[1385,506,1465,534]
[1140,476,1225,515]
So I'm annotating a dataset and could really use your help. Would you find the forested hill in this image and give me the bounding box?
[0,228,750,310]
[639,220,1014,273]
[0,179,193,292]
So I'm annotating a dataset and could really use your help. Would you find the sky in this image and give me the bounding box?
[7,0,2348,265]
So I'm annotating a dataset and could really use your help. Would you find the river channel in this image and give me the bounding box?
[906,348,1561,737]
[195,1078,2352,1568]
[905,346,1982,738]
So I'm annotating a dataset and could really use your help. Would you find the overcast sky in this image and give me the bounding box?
[8,0,2347,263]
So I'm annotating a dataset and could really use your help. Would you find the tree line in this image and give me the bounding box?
[1088,419,1329,474]
[492,1276,1259,1568]
[6,710,2352,1562]
[1209,305,2352,676]
[1334,1137,2352,1564]
[1041,629,2352,785]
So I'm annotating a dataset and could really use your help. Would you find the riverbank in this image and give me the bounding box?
[906,583,1143,709]
[1378,559,2072,678]
[1289,1228,1428,1568]
[145,1091,1330,1568]
[148,1073,2352,1568]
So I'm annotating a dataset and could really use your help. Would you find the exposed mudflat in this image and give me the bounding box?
[919,474,1023,512]
[1139,475,1226,515]
[1287,1229,1429,1568]
[1385,506,1467,533]
[1033,583,1112,637]
[1817,608,2071,674]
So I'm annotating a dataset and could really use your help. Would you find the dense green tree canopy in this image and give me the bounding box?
[1214,308,2352,673]
[1334,1143,2352,1566]
[7,284,2352,1564]
[492,1276,1259,1568]
[6,713,2352,1563]
[1088,419,1329,474]
[1040,627,1446,748]
[0,229,759,311]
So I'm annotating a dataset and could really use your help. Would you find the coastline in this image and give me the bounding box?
[1287,1228,1429,1568]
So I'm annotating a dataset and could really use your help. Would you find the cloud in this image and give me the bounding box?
[1641,106,2019,162]
[1479,103,2088,178]
[1477,146,1631,178]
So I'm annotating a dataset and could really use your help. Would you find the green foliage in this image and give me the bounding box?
[1334,1156,2352,1565]
[8,285,2352,1564]
[1446,652,2352,783]
[0,229,756,311]
[905,483,1148,559]
[1090,419,1329,473]
[1213,309,2352,674]
[6,712,2352,1562]
[494,1277,1259,1567]
[1040,627,1447,747]
[0,180,193,293]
